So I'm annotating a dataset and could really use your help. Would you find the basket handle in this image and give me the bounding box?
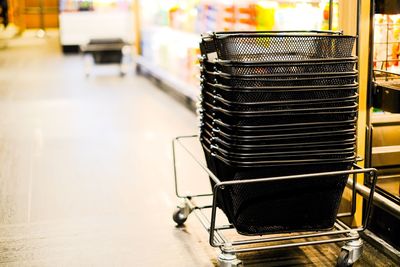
[200,33,217,55]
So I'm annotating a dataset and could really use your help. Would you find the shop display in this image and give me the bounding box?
[197,31,358,235]
[368,1,400,251]
[372,14,400,111]
[169,10,383,262]
[138,0,339,100]
[373,14,400,72]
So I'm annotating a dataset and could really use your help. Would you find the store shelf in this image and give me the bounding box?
[137,0,338,104]
[142,25,199,42]
[136,55,198,101]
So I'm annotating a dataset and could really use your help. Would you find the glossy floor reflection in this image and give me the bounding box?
[0,31,398,266]
[0,31,212,266]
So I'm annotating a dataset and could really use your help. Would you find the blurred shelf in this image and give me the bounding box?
[136,55,198,101]
[261,0,335,3]
[141,25,200,42]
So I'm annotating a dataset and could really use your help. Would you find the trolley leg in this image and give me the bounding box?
[83,53,93,77]
[218,244,243,267]
[120,45,131,76]
[337,231,363,267]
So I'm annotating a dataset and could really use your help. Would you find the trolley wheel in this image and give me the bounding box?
[336,250,353,267]
[172,207,188,225]
[218,251,242,267]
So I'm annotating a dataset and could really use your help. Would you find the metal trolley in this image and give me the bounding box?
[80,38,131,77]
[172,135,378,267]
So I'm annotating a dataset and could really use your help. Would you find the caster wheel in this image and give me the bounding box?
[218,251,242,267]
[337,250,352,267]
[173,207,187,225]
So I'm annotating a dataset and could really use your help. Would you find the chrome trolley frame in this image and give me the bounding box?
[172,135,378,267]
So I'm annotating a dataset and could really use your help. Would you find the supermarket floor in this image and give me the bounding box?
[0,31,398,267]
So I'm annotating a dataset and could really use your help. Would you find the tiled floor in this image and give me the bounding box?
[0,31,398,266]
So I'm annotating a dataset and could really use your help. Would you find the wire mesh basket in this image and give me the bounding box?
[201,133,356,154]
[202,82,359,103]
[200,57,357,76]
[202,145,354,235]
[200,127,356,147]
[201,73,357,87]
[201,102,358,126]
[201,31,356,62]
[201,135,355,157]
[201,91,358,112]
[201,136,357,155]
[198,30,359,236]
[201,89,359,106]
[201,112,358,132]
[201,122,356,142]
[201,114,356,135]
[205,146,356,163]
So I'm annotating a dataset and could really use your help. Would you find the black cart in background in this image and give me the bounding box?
[80,38,131,76]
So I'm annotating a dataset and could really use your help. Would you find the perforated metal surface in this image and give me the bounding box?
[210,149,356,162]
[208,35,356,61]
[201,114,356,133]
[202,146,352,235]
[199,31,359,235]
[202,83,358,103]
[201,133,357,152]
[201,122,358,143]
[230,175,348,235]
[201,111,358,129]
[202,103,358,125]
[202,139,356,159]
[203,74,357,87]
[201,128,356,146]
[201,134,356,155]
[202,91,358,112]
[201,59,357,76]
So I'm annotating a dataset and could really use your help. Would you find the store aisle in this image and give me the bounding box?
[0,31,214,266]
[0,32,398,267]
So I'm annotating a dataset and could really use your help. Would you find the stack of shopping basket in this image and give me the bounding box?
[198,31,358,235]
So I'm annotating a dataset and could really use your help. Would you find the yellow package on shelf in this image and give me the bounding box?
[255,1,277,31]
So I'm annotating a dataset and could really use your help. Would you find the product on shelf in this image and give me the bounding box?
[139,0,341,100]
[374,14,400,72]
[255,1,277,30]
